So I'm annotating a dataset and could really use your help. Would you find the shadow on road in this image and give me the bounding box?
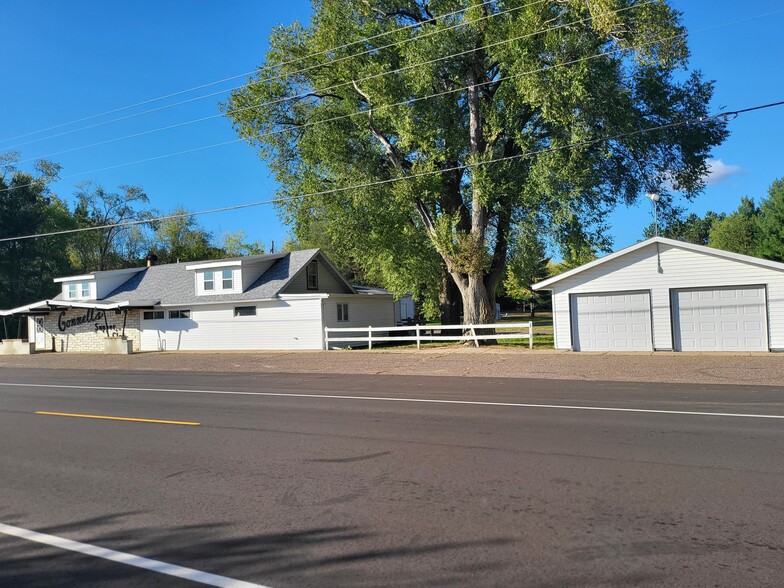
[0,511,516,587]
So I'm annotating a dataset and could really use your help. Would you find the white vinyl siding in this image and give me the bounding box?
[323,296,395,330]
[571,292,652,351]
[550,242,784,351]
[140,298,324,351]
[672,287,767,351]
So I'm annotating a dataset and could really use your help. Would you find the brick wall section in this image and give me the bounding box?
[38,308,141,352]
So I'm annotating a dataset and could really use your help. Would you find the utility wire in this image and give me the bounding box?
[2,99,782,243]
[0,0,501,146]
[0,0,527,150]
[14,1,651,165]
[2,5,776,194]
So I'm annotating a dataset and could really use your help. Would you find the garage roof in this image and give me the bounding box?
[533,236,784,290]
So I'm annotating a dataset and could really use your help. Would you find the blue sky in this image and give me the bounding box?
[2,0,783,254]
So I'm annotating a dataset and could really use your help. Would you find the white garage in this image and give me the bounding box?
[533,237,784,352]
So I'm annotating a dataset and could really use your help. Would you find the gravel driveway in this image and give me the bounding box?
[1,347,782,387]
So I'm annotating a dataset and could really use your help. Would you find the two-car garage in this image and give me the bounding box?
[536,238,783,352]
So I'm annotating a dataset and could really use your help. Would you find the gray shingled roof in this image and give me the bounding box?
[102,249,322,305]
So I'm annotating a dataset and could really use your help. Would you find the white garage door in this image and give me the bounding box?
[672,286,768,352]
[571,292,652,352]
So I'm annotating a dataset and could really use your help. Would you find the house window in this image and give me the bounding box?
[67,283,78,299]
[143,311,164,320]
[306,260,318,290]
[337,303,349,322]
[80,283,91,298]
[222,269,233,290]
[169,309,190,319]
[204,271,214,291]
[234,306,256,317]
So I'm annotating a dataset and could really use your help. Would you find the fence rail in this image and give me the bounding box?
[324,322,534,350]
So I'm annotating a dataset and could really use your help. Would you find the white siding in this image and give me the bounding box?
[550,242,784,351]
[94,273,140,299]
[240,259,277,291]
[140,298,324,351]
[323,295,395,330]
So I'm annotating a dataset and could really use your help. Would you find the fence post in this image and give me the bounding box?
[368,326,372,350]
[415,324,420,350]
[324,327,329,350]
[529,321,533,349]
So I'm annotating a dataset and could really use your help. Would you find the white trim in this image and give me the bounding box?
[154,297,278,307]
[0,299,134,316]
[533,237,784,290]
[185,260,243,271]
[53,268,141,283]
[279,293,330,300]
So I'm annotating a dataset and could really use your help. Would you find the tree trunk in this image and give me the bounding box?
[456,273,496,325]
[439,272,462,325]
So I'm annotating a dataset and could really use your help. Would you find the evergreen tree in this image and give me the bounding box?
[756,178,784,262]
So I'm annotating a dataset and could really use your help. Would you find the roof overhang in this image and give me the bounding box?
[532,236,784,291]
[0,299,157,316]
[53,268,143,283]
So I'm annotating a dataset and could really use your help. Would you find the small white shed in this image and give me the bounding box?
[532,237,784,352]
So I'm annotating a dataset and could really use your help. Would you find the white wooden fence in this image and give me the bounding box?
[324,322,534,350]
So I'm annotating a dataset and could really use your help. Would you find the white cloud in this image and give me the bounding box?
[705,158,741,186]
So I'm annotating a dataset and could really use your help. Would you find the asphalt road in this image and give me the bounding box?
[1,368,783,587]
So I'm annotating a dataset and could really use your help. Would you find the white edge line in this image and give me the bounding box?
[0,522,269,588]
[1,382,784,420]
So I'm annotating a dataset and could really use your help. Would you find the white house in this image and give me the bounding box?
[0,249,395,353]
[532,237,784,352]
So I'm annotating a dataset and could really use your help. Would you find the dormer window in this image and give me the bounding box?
[66,281,91,300]
[185,261,241,296]
[306,260,318,290]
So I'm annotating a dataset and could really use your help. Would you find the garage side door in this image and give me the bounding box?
[571,292,652,352]
[672,287,768,352]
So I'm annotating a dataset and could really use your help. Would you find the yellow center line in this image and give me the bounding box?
[34,411,200,426]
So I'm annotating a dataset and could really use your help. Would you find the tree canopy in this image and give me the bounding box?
[226,0,727,324]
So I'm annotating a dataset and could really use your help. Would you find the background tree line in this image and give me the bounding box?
[0,154,265,323]
[644,177,784,262]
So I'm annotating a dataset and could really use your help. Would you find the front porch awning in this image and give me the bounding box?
[0,299,160,317]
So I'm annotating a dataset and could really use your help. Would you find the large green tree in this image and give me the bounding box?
[68,182,151,271]
[150,209,225,264]
[0,156,73,333]
[756,178,784,262]
[708,196,759,256]
[643,210,725,245]
[226,0,727,324]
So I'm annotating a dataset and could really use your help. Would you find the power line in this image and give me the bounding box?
[14,1,651,165]
[1,0,525,151]
[2,5,772,193]
[2,99,781,243]
[0,0,501,146]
